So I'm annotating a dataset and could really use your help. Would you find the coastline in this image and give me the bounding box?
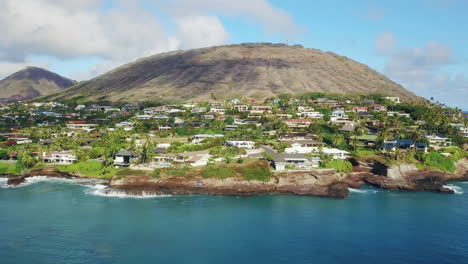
[4,158,467,199]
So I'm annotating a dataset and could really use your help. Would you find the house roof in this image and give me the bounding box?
[115,149,138,156]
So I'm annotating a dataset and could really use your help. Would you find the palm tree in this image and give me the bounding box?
[332,134,345,148]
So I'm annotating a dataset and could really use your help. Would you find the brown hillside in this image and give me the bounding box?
[0,67,76,103]
[47,43,415,102]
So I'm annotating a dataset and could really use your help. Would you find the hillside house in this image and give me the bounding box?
[285,119,314,128]
[191,134,224,144]
[226,140,255,149]
[234,105,249,112]
[426,135,452,149]
[384,97,401,104]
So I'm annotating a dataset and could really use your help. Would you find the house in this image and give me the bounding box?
[352,106,368,113]
[66,121,98,132]
[384,97,401,104]
[321,148,350,160]
[298,112,323,119]
[133,114,152,120]
[361,99,375,105]
[234,105,249,112]
[226,140,255,149]
[297,106,314,112]
[415,142,428,153]
[371,104,387,112]
[251,106,272,112]
[43,151,77,165]
[121,104,139,111]
[115,121,134,131]
[191,107,207,114]
[230,99,243,104]
[279,133,316,141]
[114,150,138,168]
[284,140,324,154]
[153,154,185,168]
[225,125,238,131]
[201,114,215,119]
[387,112,411,118]
[285,119,314,128]
[331,110,349,120]
[210,107,226,114]
[357,112,373,119]
[277,114,293,119]
[8,137,32,144]
[426,135,452,149]
[179,150,211,167]
[191,134,224,144]
[273,153,320,171]
[247,113,263,119]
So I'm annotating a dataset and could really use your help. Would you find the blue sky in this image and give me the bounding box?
[0,0,466,109]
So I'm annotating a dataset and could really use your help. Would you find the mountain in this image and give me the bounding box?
[46,43,416,102]
[0,67,76,103]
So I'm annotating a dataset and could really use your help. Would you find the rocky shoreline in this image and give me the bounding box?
[5,158,468,198]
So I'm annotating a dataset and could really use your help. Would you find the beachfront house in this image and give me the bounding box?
[43,151,77,165]
[321,148,350,160]
[273,153,320,171]
[114,150,138,168]
[284,140,324,154]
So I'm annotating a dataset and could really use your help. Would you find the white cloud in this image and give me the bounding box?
[175,16,230,50]
[375,31,396,56]
[379,38,467,109]
[0,0,299,80]
[162,0,302,36]
[0,61,50,80]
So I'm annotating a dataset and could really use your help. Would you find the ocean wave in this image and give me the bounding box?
[0,177,8,188]
[444,185,464,195]
[85,184,171,199]
[348,188,378,194]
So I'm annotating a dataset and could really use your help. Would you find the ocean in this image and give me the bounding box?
[1,177,467,264]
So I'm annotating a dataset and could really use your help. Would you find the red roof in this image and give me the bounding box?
[70,120,87,124]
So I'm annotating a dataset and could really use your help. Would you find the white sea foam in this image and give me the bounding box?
[444,185,464,195]
[348,188,378,194]
[0,177,8,188]
[85,184,171,199]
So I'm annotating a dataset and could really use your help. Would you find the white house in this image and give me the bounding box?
[115,121,134,131]
[43,151,77,165]
[426,135,452,149]
[331,110,349,120]
[226,140,255,149]
[384,97,401,104]
[234,105,249,112]
[284,140,324,154]
[321,148,351,160]
[191,134,224,144]
[299,112,324,119]
[273,153,320,171]
[210,107,226,114]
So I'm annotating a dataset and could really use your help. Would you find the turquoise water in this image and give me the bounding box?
[1,178,467,264]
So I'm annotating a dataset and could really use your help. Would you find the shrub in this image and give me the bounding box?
[242,165,271,182]
[423,152,456,172]
[202,166,235,179]
[56,160,106,177]
[324,159,353,173]
[0,163,17,174]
